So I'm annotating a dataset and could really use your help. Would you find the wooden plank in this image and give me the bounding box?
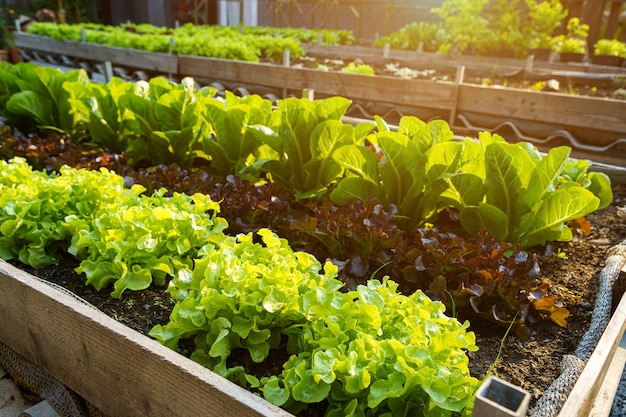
[589,338,626,417]
[303,43,626,75]
[178,55,458,110]
[456,84,626,136]
[558,292,626,417]
[13,33,178,73]
[0,260,293,417]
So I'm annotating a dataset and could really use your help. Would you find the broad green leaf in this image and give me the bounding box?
[524,187,600,247]
[6,91,55,127]
[315,96,351,120]
[439,173,484,208]
[410,119,454,153]
[329,177,382,205]
[332,145,380,184]
[587,171,613,209]
[483,142,534,232]
[377,132,423,206]
[262,378,290,406]
[525,146,570,206]
[459,203,509,243]
[368,372,406,408]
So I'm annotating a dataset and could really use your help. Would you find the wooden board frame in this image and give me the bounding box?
[558,291,626,417]
[13,33,626,141]
[0,260,293,417]
[178,55,459,110]
[13,33,178,73]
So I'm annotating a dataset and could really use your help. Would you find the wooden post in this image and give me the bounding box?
[525,54,534,73]
[57,0,66,24]
[104,61,114,83]
[448,65,464,127]
[582,0,607,53]
[605,0,624,39]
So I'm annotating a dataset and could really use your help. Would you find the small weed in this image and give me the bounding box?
[530,81,546,91]
[340,61,375,76]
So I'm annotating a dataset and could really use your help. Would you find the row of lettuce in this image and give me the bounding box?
[0,156,479,416]
[25,21,354,62]
[0,62,613,415]
[0,62,612,247]
[22,0,612,62]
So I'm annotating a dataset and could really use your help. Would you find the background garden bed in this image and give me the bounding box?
[13,32,626,166]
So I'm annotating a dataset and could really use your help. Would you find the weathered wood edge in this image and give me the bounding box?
[0,260,293,417]
[302,43,626,75]
[558,291,626,417]
[13,33,178,73]
[178,54,458,110]
[588,340,626,417]
[457,84,626,135]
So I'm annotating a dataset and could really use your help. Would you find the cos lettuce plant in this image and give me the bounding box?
[199,91,274,179]
[150,229,479,417]
[330,115,482,232]
[1,63,91,138]
[459,133,611,247]
[250,96,376,200]
[118,77,216,168]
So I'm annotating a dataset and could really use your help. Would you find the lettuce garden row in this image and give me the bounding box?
[0,156,479,416]
[24,22,355,62]
[0,61,614,415]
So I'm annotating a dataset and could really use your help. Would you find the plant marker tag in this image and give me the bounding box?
[526,55,534,72]
[383,43,390,59]
[104,61,113,83]
[474,376,530,417]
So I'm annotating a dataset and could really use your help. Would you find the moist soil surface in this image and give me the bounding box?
[7,180,626,415]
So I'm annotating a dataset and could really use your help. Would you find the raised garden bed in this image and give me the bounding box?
[0,259,294,417]
[3,34,626,416]
[12,32,626,166]
[1,181,625,417]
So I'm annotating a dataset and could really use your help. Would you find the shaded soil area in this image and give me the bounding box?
[7,181,626,415]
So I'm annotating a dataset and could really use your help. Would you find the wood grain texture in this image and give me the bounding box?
[14,33,178,73]
[558,292,626,417]
[178,55,458,109]
[0,260,292,417]
[457,84,626,135]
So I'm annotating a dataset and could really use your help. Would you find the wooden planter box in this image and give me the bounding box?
[2,252,626,416]
[558,288,626,416]
[0,260,293,417]
[13,32,177,73]
[13,32,626,165]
